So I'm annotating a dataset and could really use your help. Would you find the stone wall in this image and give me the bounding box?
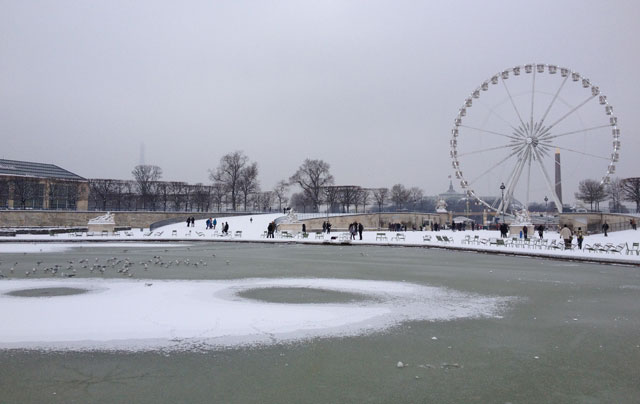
[0,210,244,229]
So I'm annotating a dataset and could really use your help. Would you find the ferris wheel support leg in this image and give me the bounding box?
[533,148,563,213]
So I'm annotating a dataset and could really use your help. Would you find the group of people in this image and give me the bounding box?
[348,222,364,240]
[205,217,218,230]
[266,221,276,238]
[321,221,332,233]
[185,217,196,227]
[560,224,584,249]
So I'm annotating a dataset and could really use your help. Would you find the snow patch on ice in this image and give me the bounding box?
[0,277,514,351]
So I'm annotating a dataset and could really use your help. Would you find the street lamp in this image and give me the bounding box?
[499,182,506,223]
[544,196,548,213]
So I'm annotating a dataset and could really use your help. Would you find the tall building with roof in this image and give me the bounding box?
[0,159,89,210]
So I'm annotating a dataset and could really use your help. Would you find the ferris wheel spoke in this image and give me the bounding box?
[458,143,516,157]
[459,125,520,140]
[537,75,569,128]
[532,148,563,213]
[551,145,610,160]
[542,94,598,133]
[530,68,536,131]
[477,101,520,132]
[541,124,610,141]
[498,151,527,214]
[504,149,530,212]
[501,78,527,129]
[468,145,525,186]
[525,153,533,210]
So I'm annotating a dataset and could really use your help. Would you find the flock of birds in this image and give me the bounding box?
[0,250,231,280]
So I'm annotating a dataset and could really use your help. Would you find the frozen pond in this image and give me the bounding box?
[1,242,639,403]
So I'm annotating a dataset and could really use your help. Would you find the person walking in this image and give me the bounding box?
[326,222,331,234]
[602,222,609,237]
[576,227,584,250]
[523,225,528,240]
[358,222,364,240]
[186,217,190,227]
[537,224,544,239]
[560,224,573,249]
[213,218,217,230]
[631,219,637,230]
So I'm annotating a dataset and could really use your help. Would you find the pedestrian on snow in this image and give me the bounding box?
[576,227,584,250]
[358,222,363,240]
[186,217,190,227]
[213,218,217,230]
[322,222,327,233]
[451,220,456,232]
[523,225,528,240]
[538,224,544,239]
[326,222,331,234]
[560,224,573,249]
[602,222,609,237]
[250,217,253,224]
[631,219,637,230]
[302,223,306,233]
[224,222,229,235]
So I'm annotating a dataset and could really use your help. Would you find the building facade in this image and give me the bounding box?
[0,159,89,210]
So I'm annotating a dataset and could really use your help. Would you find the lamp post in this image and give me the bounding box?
[499,182,506,224]
[544,196,548,213]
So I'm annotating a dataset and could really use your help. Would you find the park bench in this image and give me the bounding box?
[234,231,242,238]
[422,235,432,242]
[391,233,406,242]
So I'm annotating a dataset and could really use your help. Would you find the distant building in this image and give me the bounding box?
[439,179,465,200]
[0,159,89,210]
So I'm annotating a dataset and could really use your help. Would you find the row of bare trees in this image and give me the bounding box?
[574,177,640,212]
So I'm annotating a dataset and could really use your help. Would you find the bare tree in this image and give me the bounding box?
[289,159,334,212]
[155,182,171,211]
[0,180,9,208]
[408,187,424,211]
[607,177,625,213]
[390,183,410,209]
[168,182,187,211]
[254,191,274,212]
[272,180,289,211]
[11,177,39,209]
[575,179,606,211]
[358,188,371,213]
[89,179,118,210]
[372,187,389,212]
[132,165,162,210]
[337,186,360,213]
[622,177,640,213]
[323,186,340,213]
[290,192,313,213]
[211,182,227,212]
[192,183,213,212]
[238,162,260,211]
[210,151,249,211]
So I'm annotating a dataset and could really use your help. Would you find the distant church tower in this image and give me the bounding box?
[554,149,562,206]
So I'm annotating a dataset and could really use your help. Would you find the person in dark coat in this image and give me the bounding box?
[537,225,544,239]
[523,225,528,240]
[602,222,609,237]
[302,223,306,233]
[186,217,190,227]
[358,222,363,240]
[326,222,331,234]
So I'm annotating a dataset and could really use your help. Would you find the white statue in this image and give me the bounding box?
[436,198,448,213]
[88,212,115,225]
[281,209,300,224]
[512,209,531,225]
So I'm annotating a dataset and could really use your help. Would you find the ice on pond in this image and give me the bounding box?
[0,277,514,351]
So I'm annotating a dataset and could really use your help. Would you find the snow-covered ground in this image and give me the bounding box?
[0,277,511,351]
[1,213,638,263]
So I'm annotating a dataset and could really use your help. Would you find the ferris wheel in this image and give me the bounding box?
[450,63,620,214]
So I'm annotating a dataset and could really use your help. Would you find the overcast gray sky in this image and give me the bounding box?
[1,0,638,201]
